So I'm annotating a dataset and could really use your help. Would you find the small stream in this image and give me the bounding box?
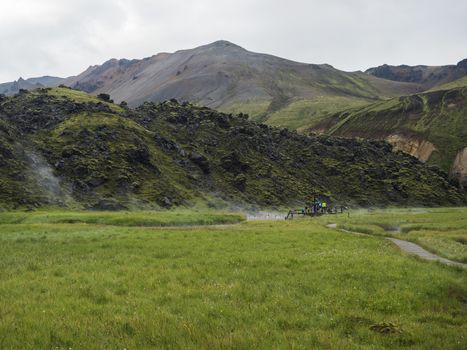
[383,225,402,233]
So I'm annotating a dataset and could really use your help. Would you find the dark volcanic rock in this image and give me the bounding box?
[0,86,464,209]
[189,152,210,173]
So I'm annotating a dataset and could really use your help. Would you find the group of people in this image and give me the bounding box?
[303,197,328,215]
[286,196,347,220]
[286,195,349,220]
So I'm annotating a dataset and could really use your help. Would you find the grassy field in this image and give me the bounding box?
[317,207,467,263]
[0,209,465,349]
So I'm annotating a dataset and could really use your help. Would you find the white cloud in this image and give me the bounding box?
[0,0,466,81]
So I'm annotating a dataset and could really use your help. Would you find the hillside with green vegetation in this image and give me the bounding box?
[0,87,464,210]
[308,86,467,188]
[227,96,372,130]
[0,209,465,349]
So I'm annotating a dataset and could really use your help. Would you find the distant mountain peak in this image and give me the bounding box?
[196,40,246,51]
[457,58,467,68]
[209,40,239,47]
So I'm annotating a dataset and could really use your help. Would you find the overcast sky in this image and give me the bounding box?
[1,0,466,81]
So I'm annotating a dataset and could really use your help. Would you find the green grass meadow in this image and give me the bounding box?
[0,209,465,349]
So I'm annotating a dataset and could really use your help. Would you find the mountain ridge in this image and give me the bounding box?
[365,59,467,90]
[0,76,64,95]
[61,41,422,118]
[1,41,466,135]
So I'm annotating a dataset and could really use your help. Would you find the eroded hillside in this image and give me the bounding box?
[308,86,467,188]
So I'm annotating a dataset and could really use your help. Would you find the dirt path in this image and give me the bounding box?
[327,224,467,269]
[386,238,467,268]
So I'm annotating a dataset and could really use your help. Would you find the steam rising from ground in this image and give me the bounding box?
[25,150,74,205]
[246,211,284,221]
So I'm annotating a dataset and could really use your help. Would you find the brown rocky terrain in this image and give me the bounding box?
[365,59,467,90]
[451,147,467,188]
[62,41,420,111]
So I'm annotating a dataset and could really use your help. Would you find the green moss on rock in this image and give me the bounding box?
[0,87,464,209]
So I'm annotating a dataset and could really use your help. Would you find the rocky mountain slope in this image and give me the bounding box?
[2,43,465,133]
[62,41,421,129]
[307,85,467,189]
[0,87,463,210]
[365,59,467,90]
[0,76,64,95]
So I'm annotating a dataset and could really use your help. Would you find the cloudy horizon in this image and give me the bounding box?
[1,0,466,82]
